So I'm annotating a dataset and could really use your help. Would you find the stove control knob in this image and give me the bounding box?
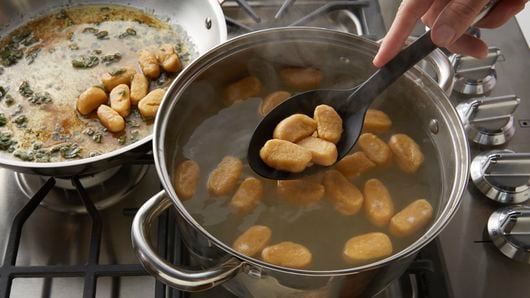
[451,47,503,95]
[456,95,520,146]
[487,205,530,263]
[470,150,530,204]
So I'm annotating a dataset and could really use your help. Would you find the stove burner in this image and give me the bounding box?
[15,165,149,213]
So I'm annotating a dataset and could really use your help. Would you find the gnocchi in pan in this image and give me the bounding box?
[173,64,435,271]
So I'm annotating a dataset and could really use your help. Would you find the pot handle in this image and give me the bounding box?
[131,191,243,292]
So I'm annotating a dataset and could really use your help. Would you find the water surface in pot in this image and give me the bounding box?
[169,43,442,271]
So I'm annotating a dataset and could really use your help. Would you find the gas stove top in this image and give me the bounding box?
[1,1,529,297]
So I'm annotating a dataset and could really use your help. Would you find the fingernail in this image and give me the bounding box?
[432,24,455,47]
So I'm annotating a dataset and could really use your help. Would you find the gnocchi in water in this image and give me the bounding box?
[233,225,272,257]
[261,241,312,269]
[173,64,438,271]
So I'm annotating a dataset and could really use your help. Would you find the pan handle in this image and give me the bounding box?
[131,191,243,292]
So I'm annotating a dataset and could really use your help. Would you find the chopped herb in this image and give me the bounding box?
[0,46,24,66]
[28,92,52,104]
[118,135,127,145]
[101,52,121,65]
[130,130,140,142]
[34,149,50,162]
[0,131,15,150]
[72,55,99,68]
[32,142,42,150]
[4,95,14,106]
[0,113,6,126]
[18,81,33,97]
[156,72,168,86]
[82,27,98,34]
[83,127,95,136]
[118,28,137,39]
[93,132,102,143]
[0,86,6,99]
[11,104,22,116]
[95,30,109,40]
[68,43,79,50]
[93,49,102,55]
[88,151,100,157]
[25,47,40,64]
[59,143,81,159]
[109,68,126,76]
[13,115,27,128]
[18,81,50,104]
[14,150,34,161]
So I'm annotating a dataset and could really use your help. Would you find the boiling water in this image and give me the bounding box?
[174,70,441,271]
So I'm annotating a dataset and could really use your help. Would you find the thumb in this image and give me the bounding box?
[431,0,489,48]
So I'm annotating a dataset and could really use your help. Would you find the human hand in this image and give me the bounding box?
[373,0,527,68]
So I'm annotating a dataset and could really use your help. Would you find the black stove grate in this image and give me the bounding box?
[0,153,185,298]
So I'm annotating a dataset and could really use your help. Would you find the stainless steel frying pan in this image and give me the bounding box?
[0,0,226,177]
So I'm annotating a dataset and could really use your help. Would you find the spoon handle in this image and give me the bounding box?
[346,31,436,109]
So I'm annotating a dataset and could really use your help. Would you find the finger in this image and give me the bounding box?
[373,0,434,67]
[431,0,490,48]
[446,34,488,58]
[421,0,450,27]
[476,0,527,28]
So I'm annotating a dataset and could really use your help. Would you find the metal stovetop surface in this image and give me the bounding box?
[438,19,530,298]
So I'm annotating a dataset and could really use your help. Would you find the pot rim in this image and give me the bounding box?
[154,26,470,276]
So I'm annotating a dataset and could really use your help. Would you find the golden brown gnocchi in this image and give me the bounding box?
[335,151,376,178]
[109,84,131,118]
[230,177,264,214]
[233,225,272,257]
[273,114,317,143]
[101,67,136,91]
[388,134,424,174]
[138,49,160,79]
[261,241,312,269]
[363,109,392,133]
[358,133,392,166]
[279,67,323,91]
[296,136,338,166]
[96,105,125,133]
[207,156,243,196]
[174,160,200,200]
[138,89,165,119]
[223,76,262,105]
[158,44,182,73]
[277,179,325,207]
[77,86,108,115]
[259,139,312,173]
[343,232,393,265]
[363,179,395,227]
[130,73,149,105]
[389,199,433,237]
[314,104,343,144]
[259,90,291,116]
[323,170,364,215]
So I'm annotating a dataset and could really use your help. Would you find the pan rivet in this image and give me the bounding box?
[205,17,212,29]
[429,119,439,134]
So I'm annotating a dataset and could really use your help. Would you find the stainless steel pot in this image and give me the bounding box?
[132,27,469,297]
[0,0,226,177]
